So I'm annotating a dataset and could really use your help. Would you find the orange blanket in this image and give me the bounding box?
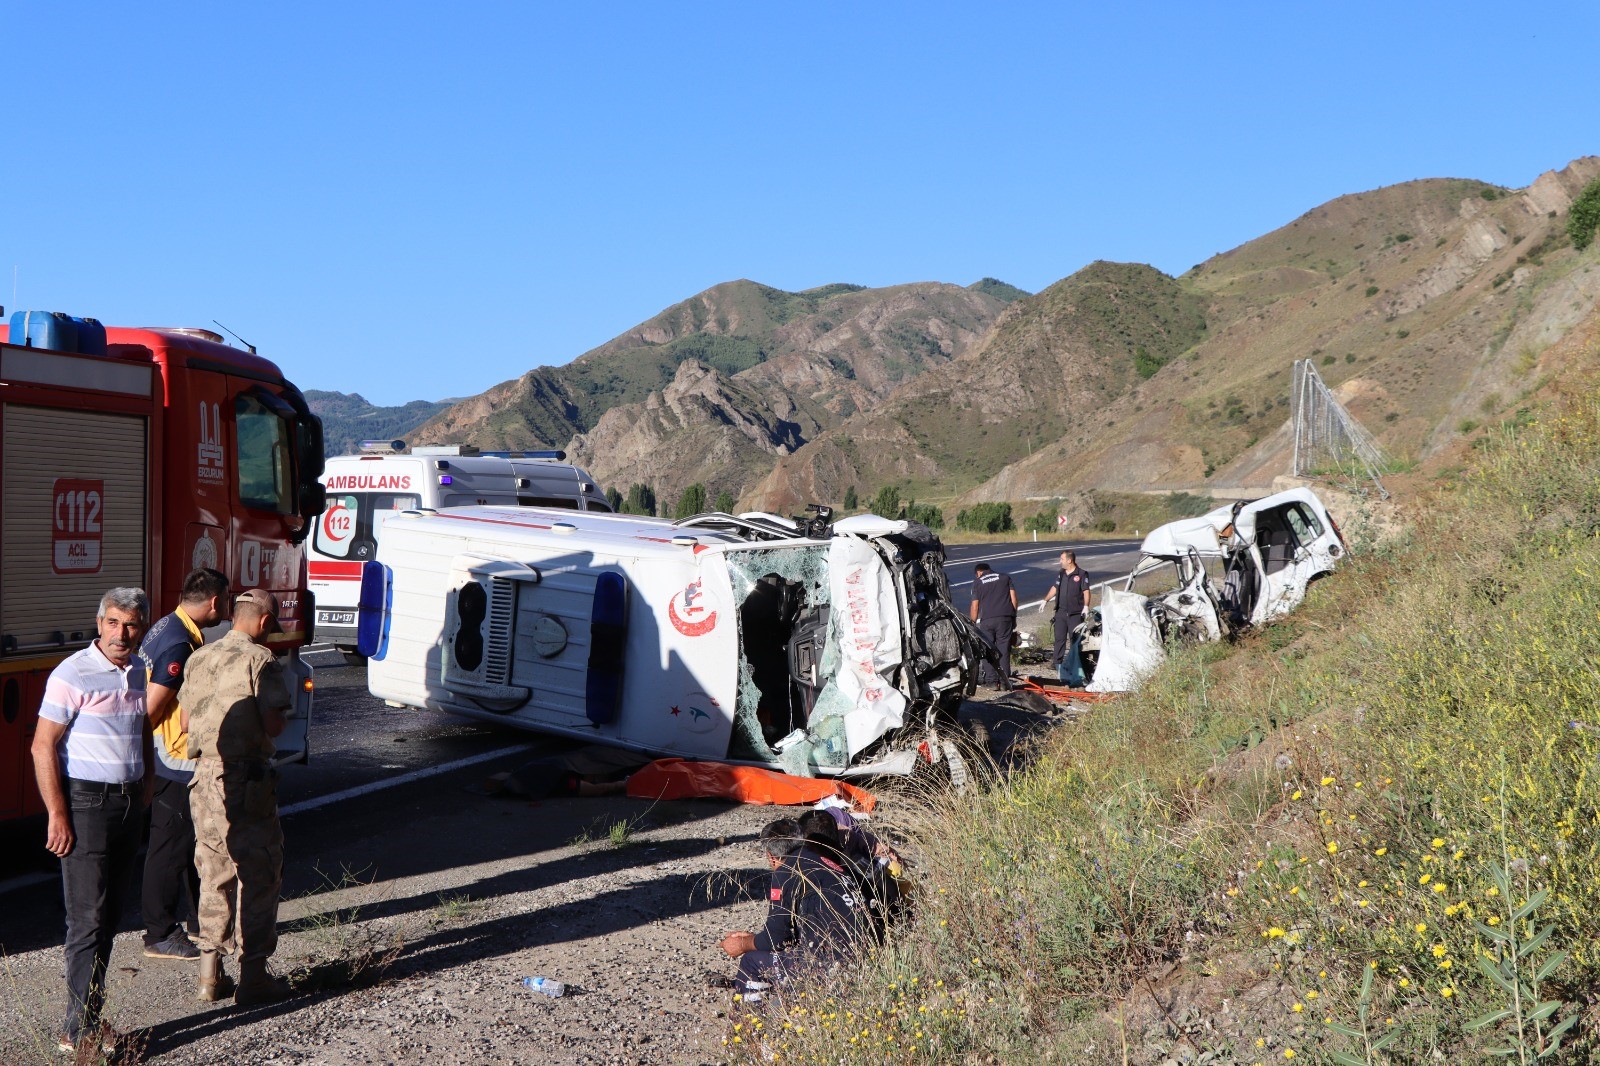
[626,758,877,813]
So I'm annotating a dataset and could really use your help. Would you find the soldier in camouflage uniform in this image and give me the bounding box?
[181,589,293,1006]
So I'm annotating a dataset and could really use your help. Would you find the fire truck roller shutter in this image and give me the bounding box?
[2,406,147,651]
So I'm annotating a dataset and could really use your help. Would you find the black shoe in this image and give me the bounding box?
[703,971,739,990]
[144,932,202,960]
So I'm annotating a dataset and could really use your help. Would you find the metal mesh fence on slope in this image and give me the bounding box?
[1290,359,1389,499]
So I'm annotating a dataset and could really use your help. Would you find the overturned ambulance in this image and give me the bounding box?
[1087,487,1346,691]
[362,507,986,778]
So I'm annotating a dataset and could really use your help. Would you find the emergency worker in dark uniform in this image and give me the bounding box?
[969,562,1018,689]
[717,816,870,999]
[139,567,229,962]
[1043,551,1092,687]
[181,589,293,1006]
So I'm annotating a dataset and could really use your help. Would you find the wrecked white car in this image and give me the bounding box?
[1085,488,1346,692]
[361,507,986,779]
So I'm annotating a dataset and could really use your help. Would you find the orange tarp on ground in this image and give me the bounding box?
[626,758,877,813]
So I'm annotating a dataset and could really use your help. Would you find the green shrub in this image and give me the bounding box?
[954,502,1013,533]
[1024,503,1061,534]
[904,501,944,529]
[871,486,902,519]
[622,483,656,516]
[672,482,706,519]
[1365,285,1380,297]
[714,489,736,513]
[1567,176,1600,251]
[842,485,859,511]
[1133,345,1166,379]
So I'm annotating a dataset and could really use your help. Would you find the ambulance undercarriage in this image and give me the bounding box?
[364,509,987,779]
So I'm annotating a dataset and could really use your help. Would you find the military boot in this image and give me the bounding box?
[196,950,235,1002]
[234,958,291,1006]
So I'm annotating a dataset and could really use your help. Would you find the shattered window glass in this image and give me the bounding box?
[723,546,832,768]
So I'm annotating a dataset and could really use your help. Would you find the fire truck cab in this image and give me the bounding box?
[0,311,325,822]
[309,445,610,653]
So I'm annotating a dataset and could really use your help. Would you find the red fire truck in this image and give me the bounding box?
[0,312,326,822]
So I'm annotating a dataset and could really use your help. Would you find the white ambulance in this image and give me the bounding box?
[360,507,987,780]
[310,444,611,654]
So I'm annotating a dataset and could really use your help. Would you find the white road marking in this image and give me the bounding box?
[278,743,532,818]
[1,745,536,897]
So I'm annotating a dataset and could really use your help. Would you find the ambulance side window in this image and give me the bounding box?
[311,492,421,560]
[235,395,295,514]
[314,494,361,558]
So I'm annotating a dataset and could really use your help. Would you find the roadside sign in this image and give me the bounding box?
[1056,514,1068,528]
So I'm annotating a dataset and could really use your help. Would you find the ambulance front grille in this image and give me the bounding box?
[484,577,516,684]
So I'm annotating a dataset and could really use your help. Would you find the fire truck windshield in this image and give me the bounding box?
[236,393,297,513]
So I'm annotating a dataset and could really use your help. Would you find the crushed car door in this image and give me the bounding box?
[1251,502,1324,623]
[823,536,908,759]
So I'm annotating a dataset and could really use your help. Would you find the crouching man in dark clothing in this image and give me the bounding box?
[717,815,871,1000]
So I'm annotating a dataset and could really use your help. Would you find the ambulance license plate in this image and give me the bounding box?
[318,610,356,626]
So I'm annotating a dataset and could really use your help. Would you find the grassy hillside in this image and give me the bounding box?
[727,311,1600,1064]
[971,159,1600,504]
[968,277,1031,303]
[750,261,1208,508]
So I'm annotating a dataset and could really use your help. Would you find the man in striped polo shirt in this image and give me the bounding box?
[31,587,153,1056]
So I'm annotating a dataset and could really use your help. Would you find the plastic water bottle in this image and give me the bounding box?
[521,976,566,998]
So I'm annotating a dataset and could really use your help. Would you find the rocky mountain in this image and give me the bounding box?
[749,157,1600,513]
[407,279,1010,506]
[376,156,1600,521]
[305,391,455,459]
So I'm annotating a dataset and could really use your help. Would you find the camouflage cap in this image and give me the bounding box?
[235,588,282,633]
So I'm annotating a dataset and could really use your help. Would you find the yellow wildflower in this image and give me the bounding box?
[1432,944,1447,957]
[1431,838,1445,849]
[1321,777,1335,786]
[1375,847,1388,856]
[1291,1003,1304,1013]
[1327,841,1339,855]
[1415,923,1427,934]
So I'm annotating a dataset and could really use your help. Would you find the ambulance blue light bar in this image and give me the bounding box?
[439,475,454,485]
[360,439,407,453]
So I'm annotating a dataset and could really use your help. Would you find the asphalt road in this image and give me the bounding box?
[943,536,1143,609]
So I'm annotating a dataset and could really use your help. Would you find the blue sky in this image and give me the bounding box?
[5,2,1597,405]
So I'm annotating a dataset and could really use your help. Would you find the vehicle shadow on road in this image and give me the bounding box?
[134,864,768,1058]
[279,816,759,934]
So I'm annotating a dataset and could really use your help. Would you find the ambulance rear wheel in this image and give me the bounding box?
[340,648,367,669]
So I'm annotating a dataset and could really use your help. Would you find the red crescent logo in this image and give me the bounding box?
[668,598,718,637]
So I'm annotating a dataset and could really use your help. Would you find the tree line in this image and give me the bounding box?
[605,481,1025,534]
